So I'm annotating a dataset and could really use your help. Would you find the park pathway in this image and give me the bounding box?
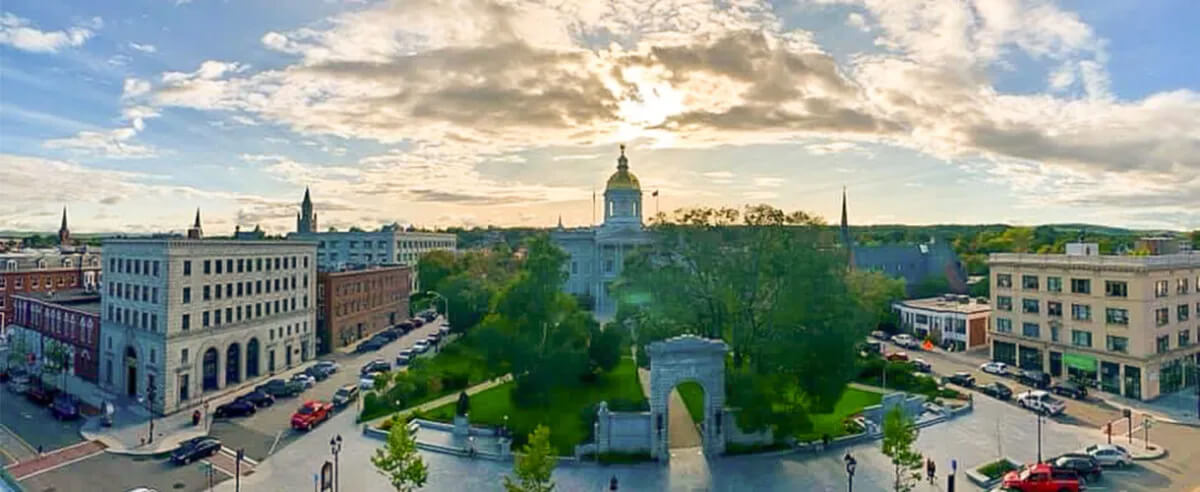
[637,368,702,448]
[364,374,513,427]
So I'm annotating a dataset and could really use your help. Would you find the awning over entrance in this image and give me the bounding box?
[1064,352,1097,372]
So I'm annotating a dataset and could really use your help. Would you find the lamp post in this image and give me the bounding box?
[843,453,857,492]
[1036,412,1044,463]
[329,434,343,492]
[426,291,449,328]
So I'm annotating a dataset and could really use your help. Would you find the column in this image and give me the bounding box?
[238,344,248,383]
[216,349,226,389]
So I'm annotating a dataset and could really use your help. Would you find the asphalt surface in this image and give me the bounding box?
[17,450,218,492]
[0,385,84,457]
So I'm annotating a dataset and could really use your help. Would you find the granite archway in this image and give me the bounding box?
[647,335,728,460]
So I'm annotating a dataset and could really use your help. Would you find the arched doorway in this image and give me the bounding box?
[647,335,727,460]
[124,346,138,397]
[226,343,241,385]
[668,381,705,449]
[202,348,219,391]
[246,338,260,379]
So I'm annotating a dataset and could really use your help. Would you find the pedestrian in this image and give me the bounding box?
[927,458,937,483]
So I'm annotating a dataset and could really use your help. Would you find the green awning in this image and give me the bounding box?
[1064,352,1097,372]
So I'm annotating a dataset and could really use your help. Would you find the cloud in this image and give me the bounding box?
[552,154,600,161]
[43,127,157,158]
[129,42,157,53]
[123,78,151,98]
[846,13,870,32]
[0,13,97,53]
[99,196,123,205]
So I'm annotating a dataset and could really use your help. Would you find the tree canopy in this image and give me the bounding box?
[503,425,556,492]
[371,415,428,492]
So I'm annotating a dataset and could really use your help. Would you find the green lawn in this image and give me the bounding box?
[793,387,882,442]
[426,357,646,456]
[675,382,705,424]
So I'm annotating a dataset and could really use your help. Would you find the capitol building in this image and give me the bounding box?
[551,145,652,318]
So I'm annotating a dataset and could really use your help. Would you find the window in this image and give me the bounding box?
[150,349,156,364]
[1022,275,1039,290]
[1071,330,1092,348]
[1106,335,1128,354]
[214,310,221,325]
[1046,277,1062,293]
[1047,301,1063,317]
[181,314,190,331]
[204,260,211,274]
[1022,322,1040,338]
[1106,308,1129,325]
[1155,280,1169,297]
[216,260,223,274]
[153,261,159,276]
[997,274,1012,288]
[1156,335,1170,354]
[203,311,210,327]
[1176,278,1190,295]
[1022,299,1039,314]
[226,259,233,273]
[1179,304,1190,322]
[237,259,244,273]
[1180,329,1191,347]
[181,348,189,364]
[997,296,1012,311]
[203,285,211,301]
[1155,307,1169,326]
[1104,281,1128,298]
[1070,304,1091,322]
[183,260,192,276]
[226,283,232,298]
[225,308,233,323]
[256,280,262,294]
[237,283,243,297]
[1070,278,1091,294]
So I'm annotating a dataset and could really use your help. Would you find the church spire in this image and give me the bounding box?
[617,144,628,171]
[303,186,312,205]
[188,209,204,239]
[58,206,71,246]
[557,215,564,229]
[840,187,851,247]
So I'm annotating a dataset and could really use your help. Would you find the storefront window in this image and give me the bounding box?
[1160,359,1183,394]
[1049,351,1062,377]
[1065,352,1098,386]
[1123,365,1141,400]
[992,340,1016,366]
[1101,362,1120,394]
[1019,345,1043,371]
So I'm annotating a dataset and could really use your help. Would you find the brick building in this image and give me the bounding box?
[7,290,102,383]
[1,249,102,336]
[317,265,411,354]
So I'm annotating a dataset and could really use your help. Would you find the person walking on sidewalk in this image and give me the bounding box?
[926,458,937,484]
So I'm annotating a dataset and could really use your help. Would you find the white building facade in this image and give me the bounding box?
[893,295,992,351]
[99,238,317,414]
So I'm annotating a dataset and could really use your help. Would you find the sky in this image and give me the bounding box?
[1,0,1198,235]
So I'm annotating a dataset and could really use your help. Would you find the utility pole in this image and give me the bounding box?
[235,448,244,492]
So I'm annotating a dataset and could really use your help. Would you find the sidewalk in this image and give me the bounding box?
[1097,388,1200,427]
[3,440,107,481]
[364,374,514,427]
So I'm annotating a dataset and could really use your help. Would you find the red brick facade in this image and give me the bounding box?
[317,266,411,354]
[1,266,100,333]
[10,292,102,382]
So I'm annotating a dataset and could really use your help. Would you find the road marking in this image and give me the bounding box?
[267,429,284,456]
[0,447,17,464]
[0,424,36,455]
[220,446,259,466]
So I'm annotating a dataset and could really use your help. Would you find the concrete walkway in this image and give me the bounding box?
[637,368,703,449]
[364,374,513,427]
[1098,387,1200,427]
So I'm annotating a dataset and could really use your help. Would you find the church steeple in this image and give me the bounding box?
[840,187,851,247]
[297,186,317,234]
[188,209,204,239]
[58,207,71,246]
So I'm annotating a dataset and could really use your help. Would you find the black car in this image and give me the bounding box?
[305,365,332,381]
[50,394,81,420]
[910,359,931,372]
[171,437,222,465]
[214,400,257,418]
[356,339,384,353]
[361,360,391,375]
[256,379,304,398]
[1050,380,1087,400]
[375,331,399,343]
[944,372,975,387]
[394,321,415,333]
[1053,455,1102,482]
[980,382,1013,400]
[1018,369,1052,389]
[410,318,425,328]
[237,390,276,407]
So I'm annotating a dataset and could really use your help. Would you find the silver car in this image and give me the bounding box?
[1086,444,1132,467]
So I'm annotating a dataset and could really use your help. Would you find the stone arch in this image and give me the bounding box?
[201,347,220,392]
[647,335,727,460]
[246,338,261,379]
[225,342,242,385]
[123,345,140,397]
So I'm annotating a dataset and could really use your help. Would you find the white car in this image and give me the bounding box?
[1016,390,1066,415]
[290,373,315,389]
[359,373,383,391]
[1086,444,1132,467]
[980,361,1009,375]
[891,334,917,348]
[412,341,431,354]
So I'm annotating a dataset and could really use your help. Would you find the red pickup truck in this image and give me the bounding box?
[290,400,333,431]
[1002,463,1085,492]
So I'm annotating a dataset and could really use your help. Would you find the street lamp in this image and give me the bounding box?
[843,453,857,492]
[426,290,449,327]
[1036,412,1045,463]
[329,434,343,492]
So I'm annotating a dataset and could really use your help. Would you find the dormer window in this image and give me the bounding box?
[63,259,73,267]
[37,260,47,269]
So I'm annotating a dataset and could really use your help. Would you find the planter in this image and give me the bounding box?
[965,457,1021,489]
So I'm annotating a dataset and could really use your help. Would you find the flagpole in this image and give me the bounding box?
[592,187,596,226]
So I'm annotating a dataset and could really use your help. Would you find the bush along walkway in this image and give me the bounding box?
[365,374,513,428]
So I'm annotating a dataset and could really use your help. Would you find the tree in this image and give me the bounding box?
[587,324,623,373]
[1191,230,1200,249]
[846,270,906,331]
[417,250,457,296]
[881,406,922,492]
[371,415,428,492]
[504,425,556,492]
[43,339,72,392]
[910,275,951,299]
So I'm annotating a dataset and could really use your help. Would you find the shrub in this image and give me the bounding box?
[977,459,1019,479]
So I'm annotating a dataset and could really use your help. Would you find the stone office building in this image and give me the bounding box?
[99,217,317,414]
[316,265,411,354]
[988,243,1200,401]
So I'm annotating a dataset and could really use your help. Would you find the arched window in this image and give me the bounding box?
[63,259,73,267]
[37,260,47,269]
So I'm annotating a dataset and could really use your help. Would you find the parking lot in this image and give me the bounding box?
[0,381,84,463]
[206,315,448,461]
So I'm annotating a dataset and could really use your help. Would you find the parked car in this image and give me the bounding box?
[1001,463,1083,492]
[314,360,340,373]
[236,390,275,407]
[361,360,391,375]
[870,330,889,340]
[424,335,439,346]
[1050,380,1088,400]
[395,321,415,333]
[420,310,437,322]
[945,372,976,387]
[891,334,918,349]
[356,339,385,353]
[980,382,1013,400]
[1016,390,1066,415]
[427,331,443,343]
[412,341,431,354]
[375,330,399,343]
[360,373,383,391]
[50,394,81,420]
[410,318,425,328]
[256,378,304,398]
[25,383,59,406]
[291,401,334,431]
[214,400,257,418]
[980,361,1009,376]
[886,352,909,362]
[290,373,316,389]
[7,373,31,395]
[438,326,451,337]
[396,352,412,366]
[1052,454,1102,482]
[170,436,222,465]
[1018,369,1052,389]
[332,384,360,408]
[1085,444,1132,467]
[910,358,931,372]
[305,365,332,381]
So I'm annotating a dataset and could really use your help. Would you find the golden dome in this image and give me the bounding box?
[605,144,641,191]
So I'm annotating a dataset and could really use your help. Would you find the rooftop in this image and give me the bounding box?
[896,295,991,315]
[990,251,1200,270]
[318,264,411,276]
[16,289,102,315]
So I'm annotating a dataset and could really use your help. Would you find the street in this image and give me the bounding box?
[0,384,84,464]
